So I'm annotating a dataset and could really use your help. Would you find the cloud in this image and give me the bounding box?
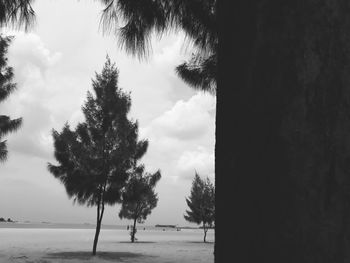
[6,32,62,78]
[143,92,216,141]
[0,32,62,160]
[176,146,215,180]
[152,33,188,68]
[8,101,53,159]
[117,32,195,125]
[139,92,216,182]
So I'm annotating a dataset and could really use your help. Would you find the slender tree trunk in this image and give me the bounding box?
[92,202,100,255]
[203,224,207,243]
[131,217,137,243]
[92,200,105,255]
[92,218,102,255]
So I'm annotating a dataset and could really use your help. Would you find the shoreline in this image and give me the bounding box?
[0,222,213,231]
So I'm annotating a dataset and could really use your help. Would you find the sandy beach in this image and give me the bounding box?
[0,224,214,263]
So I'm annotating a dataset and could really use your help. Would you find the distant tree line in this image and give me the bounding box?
[0,217,14,222]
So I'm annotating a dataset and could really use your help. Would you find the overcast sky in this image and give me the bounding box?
[0,0,215,226]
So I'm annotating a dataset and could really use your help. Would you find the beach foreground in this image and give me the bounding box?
[0,226,214,263]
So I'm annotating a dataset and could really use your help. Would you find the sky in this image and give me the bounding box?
[0,0,216,226]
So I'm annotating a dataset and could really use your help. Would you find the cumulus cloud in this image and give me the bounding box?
[139,92,216,182]
[0,32,62,159]
[8,101,53,159]
[143,92,216,141]
[118,32,195,125]
[176,146,215,180]
[153,33,188,67]
[7,32,62,78]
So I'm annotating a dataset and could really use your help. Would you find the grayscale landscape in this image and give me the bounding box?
[0,0,216,262]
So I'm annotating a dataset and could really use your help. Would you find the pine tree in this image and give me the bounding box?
[119,165,161,242]
[184,173,215,242]
[48,57,148,255]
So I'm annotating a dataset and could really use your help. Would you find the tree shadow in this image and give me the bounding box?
[118,241,156,244]
[44,251,151,261]
[184,241,215,244]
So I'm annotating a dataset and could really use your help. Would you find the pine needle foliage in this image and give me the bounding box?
[99,0,217,93]
[0,0,35,31]
[0,35,22,162]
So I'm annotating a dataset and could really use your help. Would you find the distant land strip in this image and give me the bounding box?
[155,224,177,228]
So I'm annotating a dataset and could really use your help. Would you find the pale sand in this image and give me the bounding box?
[0,228,214,262]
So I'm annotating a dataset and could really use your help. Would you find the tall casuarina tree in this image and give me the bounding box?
[0,35,22,162]
[184,173,215,243]
[119,166,161,243]
[48,57,148,255]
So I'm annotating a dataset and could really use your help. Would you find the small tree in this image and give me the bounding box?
[119,166,161,242]
[184,173,215,242]
[0,35,22,162]
[48,57,148,255]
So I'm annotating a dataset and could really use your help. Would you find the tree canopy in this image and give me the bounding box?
[184,173,215,242]
[0,0,35,31]
[0,35,22,162]
[99,0,217,93]
[48,57,148,255]
[119,165,161,242]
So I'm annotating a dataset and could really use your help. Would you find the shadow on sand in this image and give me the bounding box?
[118,241,156,244]
[45,251,151,261]
[184,241,215,244]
